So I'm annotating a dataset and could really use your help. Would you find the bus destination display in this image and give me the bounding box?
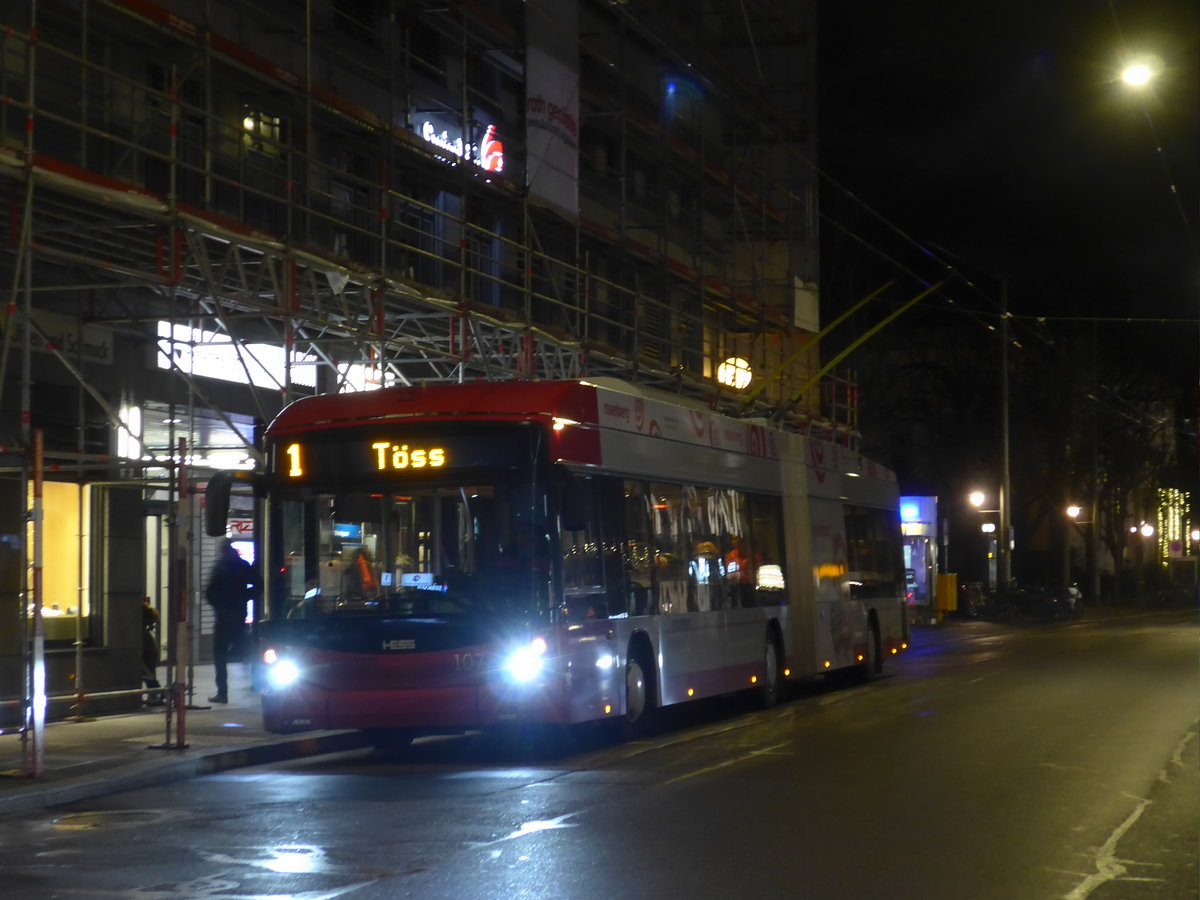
[273,424,535,484]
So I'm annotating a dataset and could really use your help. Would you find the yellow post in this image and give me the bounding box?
[935,573,958,622]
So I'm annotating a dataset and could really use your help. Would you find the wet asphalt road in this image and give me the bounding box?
[0,611,1195,900]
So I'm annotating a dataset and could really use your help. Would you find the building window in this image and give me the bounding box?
[242,109,282,156]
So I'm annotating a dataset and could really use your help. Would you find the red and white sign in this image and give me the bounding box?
[420,121,504,174]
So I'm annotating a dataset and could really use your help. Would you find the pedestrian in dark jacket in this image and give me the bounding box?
[142,596,163,705]
[205,539,254,704]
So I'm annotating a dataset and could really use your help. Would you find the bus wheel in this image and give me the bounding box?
[860,616,882,682]
[621,654,657,739]
[757,633,782,709]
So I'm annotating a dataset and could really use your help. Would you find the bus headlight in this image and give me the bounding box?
[265,656,302,690]
[506,636,547,683]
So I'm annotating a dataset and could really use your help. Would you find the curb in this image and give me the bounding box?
[0,730,370,817]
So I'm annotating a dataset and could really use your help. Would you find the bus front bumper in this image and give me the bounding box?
[260,680,571,734]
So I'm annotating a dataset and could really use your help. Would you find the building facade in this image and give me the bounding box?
[0,0,847,722]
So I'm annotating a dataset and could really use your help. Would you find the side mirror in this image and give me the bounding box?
[204,470,260,537]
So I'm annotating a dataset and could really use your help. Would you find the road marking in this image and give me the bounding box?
[661,740,792,786]
[1062,793,1152,900]
[474,812,578,847]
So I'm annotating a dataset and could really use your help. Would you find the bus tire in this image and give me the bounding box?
[621,648,658,739]
[860,614,882,681]
[757,631,783,709]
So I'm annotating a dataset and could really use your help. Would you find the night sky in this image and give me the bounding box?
[816,0,1199,392]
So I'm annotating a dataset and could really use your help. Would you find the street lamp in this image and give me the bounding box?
[1120,63,1155,87]
[1065,504,1097,603]
[970,491,1001,589]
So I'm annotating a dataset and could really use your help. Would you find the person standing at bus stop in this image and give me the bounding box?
[205,539,255,704]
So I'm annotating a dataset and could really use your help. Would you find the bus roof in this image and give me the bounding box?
[264,378,897,488]
[265,380,601,436]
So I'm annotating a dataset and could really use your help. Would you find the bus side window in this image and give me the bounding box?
[749,493,787,605]
[719,488,754,609]
[623,480,654,616]
[650,483,690,615]
[558,472,626,620]
[596,476,625,618]
[686,485,720,612]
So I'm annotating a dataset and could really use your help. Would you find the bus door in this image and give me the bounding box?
[556,471,625,723]
[713,487,759,674]
[650,482,725,703]
[809,497,860,668]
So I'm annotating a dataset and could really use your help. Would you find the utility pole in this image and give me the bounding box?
[999,280,1012,586]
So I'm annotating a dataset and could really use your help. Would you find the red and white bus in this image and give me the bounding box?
[206,377,908,743]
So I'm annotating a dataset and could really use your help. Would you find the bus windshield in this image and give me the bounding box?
[273,478,553,623]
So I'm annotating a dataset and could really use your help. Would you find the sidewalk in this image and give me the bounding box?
[0,663,370,817]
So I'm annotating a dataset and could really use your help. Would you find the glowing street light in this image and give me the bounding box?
[1120,63,1154,87]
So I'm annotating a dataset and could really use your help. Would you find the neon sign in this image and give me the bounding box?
[420,121,503,173]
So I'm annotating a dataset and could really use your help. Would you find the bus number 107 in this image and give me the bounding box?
[454,653,484,672]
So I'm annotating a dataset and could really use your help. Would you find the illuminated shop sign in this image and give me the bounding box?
[420,121,504,173]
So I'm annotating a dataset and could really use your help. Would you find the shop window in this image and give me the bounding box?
[33,481,91,643]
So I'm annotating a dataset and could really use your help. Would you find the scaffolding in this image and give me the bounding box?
[0,0,858,740]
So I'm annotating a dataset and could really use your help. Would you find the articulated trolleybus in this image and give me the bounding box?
[206,378,908,743]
